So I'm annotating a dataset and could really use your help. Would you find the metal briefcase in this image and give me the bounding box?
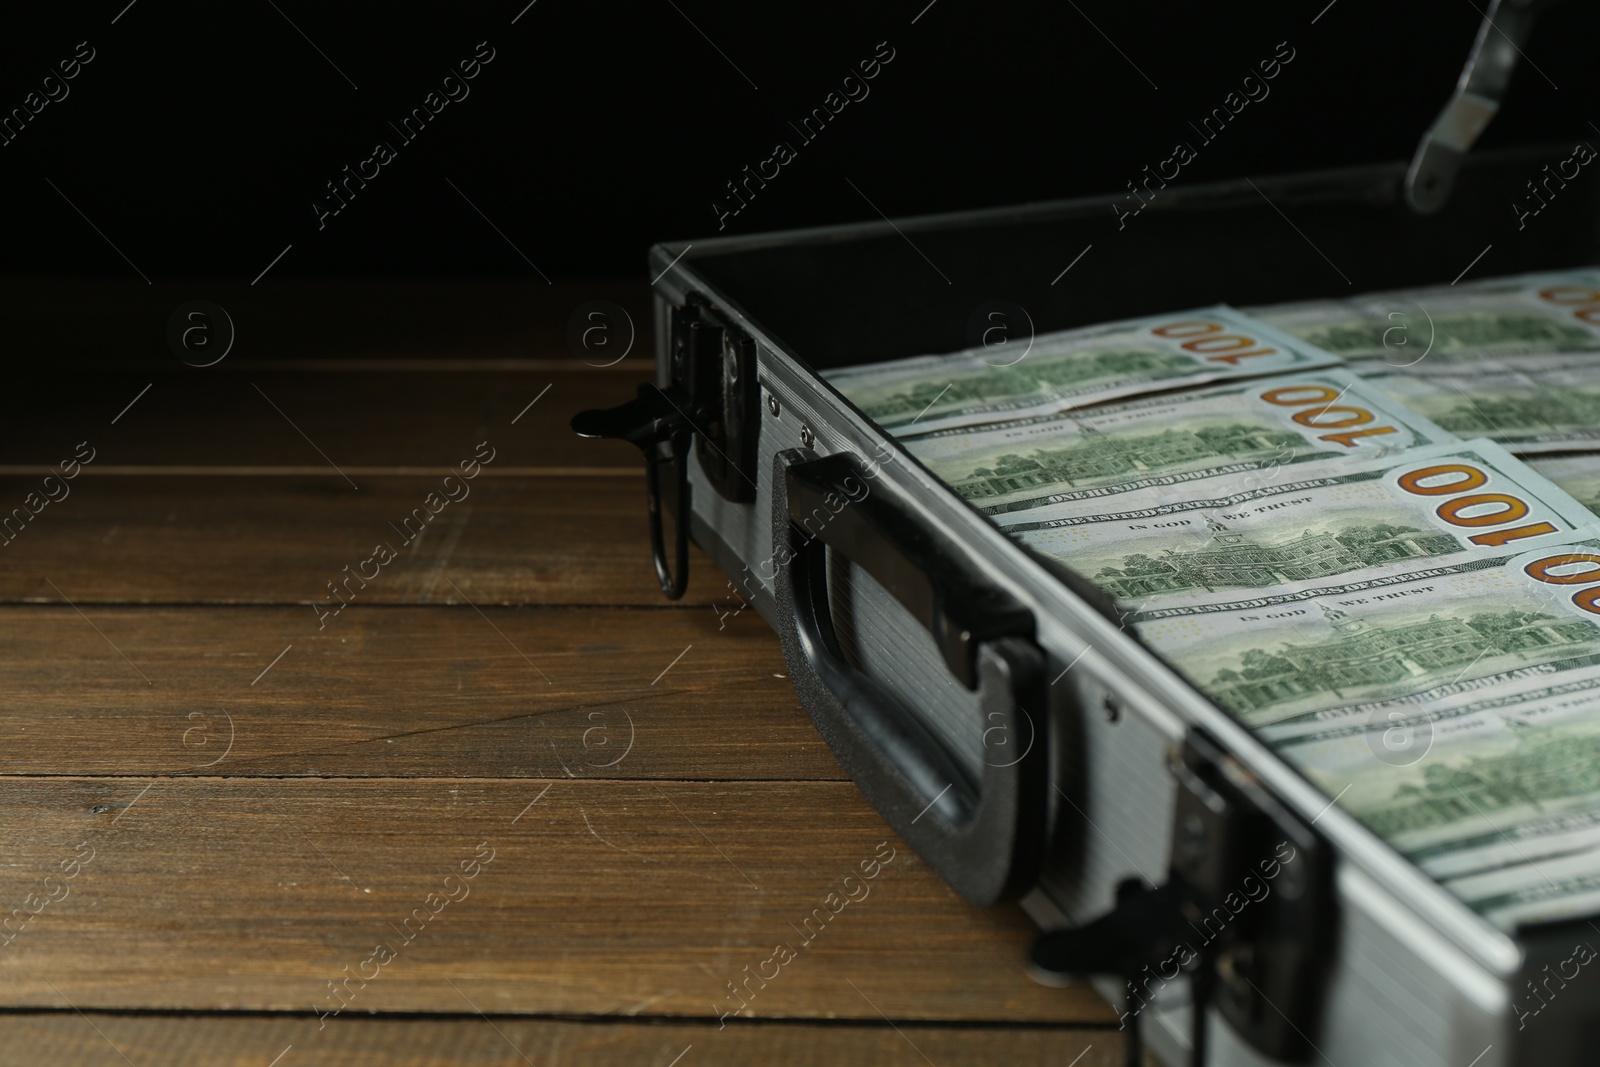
[573,146,1600,1067]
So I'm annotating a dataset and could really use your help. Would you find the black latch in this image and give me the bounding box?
[572,292,762,599]
[673,294,761,505]
[571,382,693,598]
[1030,730,1331,1066]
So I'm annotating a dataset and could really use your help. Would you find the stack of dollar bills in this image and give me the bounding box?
[824,271,1600,931]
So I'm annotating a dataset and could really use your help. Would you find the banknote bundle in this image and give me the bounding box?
[1128,537,1600,930]
[1367,363,1600,454]
[823,305,1338,435]
[1251,267,1600,468]
[903,370,1451,518]
[1531,455,1600,514]
[1249,269,1600,367]
[999,439,1596,608]
[826,271,1600,929]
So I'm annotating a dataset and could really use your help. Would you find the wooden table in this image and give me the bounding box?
[0,279,1122,1065]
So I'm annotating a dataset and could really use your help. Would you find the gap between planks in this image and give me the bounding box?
[0,1005,1123,1030]
[32,359,652,373]
[0,466,640,477]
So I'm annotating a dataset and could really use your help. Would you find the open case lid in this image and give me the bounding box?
[665,144,1600,373]
[666,0,1593,372]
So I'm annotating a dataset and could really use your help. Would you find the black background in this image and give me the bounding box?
[0,0,1594,282]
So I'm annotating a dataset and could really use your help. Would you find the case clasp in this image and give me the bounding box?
[1030,730,1331,1066]
[572,382,694,599]
[571,292,762,600]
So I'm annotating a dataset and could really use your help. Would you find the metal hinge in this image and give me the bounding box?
[1405,0,1563,213]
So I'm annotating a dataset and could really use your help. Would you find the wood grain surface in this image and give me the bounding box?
[0,475,716,606]
[0,281,1111,1064]
[4,1014,1125,1067]
[0,605,837,780]
[0,777,1110,1024]
[0,367,644,469]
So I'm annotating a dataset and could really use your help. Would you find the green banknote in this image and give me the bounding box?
[905,370,1455,517]
[1530,455,1600,513]
[1272,660,1600,931]
[1368,360,1600,454]
[1251,269,1600,366]
[823,306,1340,436]
[1128,536,1600,928]
[1128,540,1600,730]
[999,439,1596,607]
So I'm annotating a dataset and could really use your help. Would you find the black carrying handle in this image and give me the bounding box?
[771,448,1049,905]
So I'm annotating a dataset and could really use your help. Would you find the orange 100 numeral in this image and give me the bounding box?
[1396,462,1558,548]
[1525,552,1600,615]
[1257,384,1398,448]
[1151,320,1278,365]
[1538,285,1600,326]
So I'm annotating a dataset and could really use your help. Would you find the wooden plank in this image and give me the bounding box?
[0,474,729,607]
[0,282,1114,1045]
[3,1013,1122,1066]
[0,367,647,469]
[0,605,836,781]
[0,777,1114,1025]
[0,278,654,363]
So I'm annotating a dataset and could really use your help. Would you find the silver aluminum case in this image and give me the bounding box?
[645,171,1561,1067]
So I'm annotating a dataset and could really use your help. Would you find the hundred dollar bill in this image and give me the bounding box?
[1250,269,1600,366]
[904,370,1455,517]
[822,306,1340,436]
[1529,455,1600,513]
[1367,360,1600,454]
[1126,536,1600,731]
[1129,535,1600,928]
[1267,662,1600,930]
[998,439,1597,607]
[1443,837,1600,930]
